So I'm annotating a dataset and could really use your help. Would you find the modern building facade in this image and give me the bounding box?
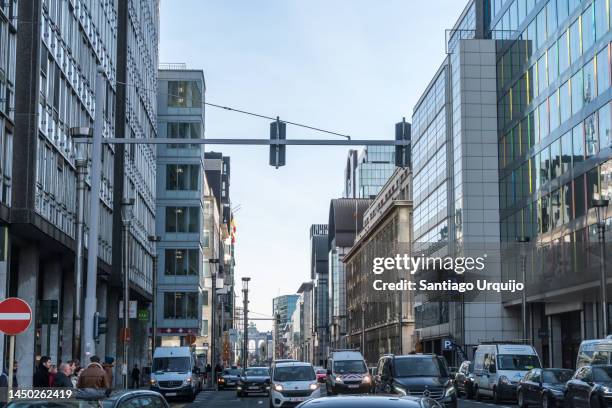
[344,168,415,366]
[155,67,208,352]
[272,294,299,358]
[10,0,120,386]
[490,0,612,368]
[344,146,396,199]
[310,224,329,366]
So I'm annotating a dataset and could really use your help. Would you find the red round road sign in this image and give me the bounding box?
[0,298,32,335]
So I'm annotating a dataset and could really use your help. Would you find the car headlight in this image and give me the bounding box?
[499,376,511,385]
[274,384,283,392]
[218,377,225,383]
[150,378,157,386]
[335,376,343,383]
[310,383,318,390]
[362,375,372,384]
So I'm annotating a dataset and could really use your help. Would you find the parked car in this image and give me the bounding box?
[237,366,271,397]
[454,360,475,399]
[565,365,612,408]
[326,350,371,395]
[8,390,170,408]
[374,354,457,408]
[218,367,242,390]
[149,346,201,401]
[269,361,321,408]
[517,368,573,408]
[296,395,444,408]
[473,343,541,403]
[315,367,327,383]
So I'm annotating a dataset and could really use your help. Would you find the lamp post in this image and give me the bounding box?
[69,126,93,361]
[148,235,161,360]
[208,258,220,387]
[516,236,530,343]
[593,199,609,336]
[242,277,250,368]
[121,198,135,389]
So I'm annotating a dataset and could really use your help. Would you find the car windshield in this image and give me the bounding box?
[152,357,190,372]
[224,369,240,376]
[497,355,540,371]
[334,360,367,374]
[273,366,315,382]
[593,366,612,382]
[394,358,444,377]
[245,368,269,376]
[543,370,574,384]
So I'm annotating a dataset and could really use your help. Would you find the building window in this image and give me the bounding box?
[558,31,569,75]
[569,19,581,64]
[597,46,610,96]
[168,81,202,108]
[595,0,609,40]
[582,5,595,52]
[165,206,200,233]
[202,291,208,306]
[571,69,583,115]
[163,292,198,319]
[166,164,199,190]
[202,320,209,336]
[167,122,201,148]
[202,230,211,248]
[584,58,596,104]
[585,113,598,158]
[165,249,199,276]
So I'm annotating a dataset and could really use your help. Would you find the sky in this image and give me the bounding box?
[159,0,468,331]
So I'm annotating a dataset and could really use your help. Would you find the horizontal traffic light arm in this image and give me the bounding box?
[74,138,410,146]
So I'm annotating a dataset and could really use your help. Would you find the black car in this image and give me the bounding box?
[237,366,271,397]
[296,395,444,408]
[454,361,475,399]
[566,365,612,408]
[218,368,241,389]
[517,368,574,408]
[374,354,457,408]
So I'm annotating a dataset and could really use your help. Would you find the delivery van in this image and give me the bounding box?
[473,344,541,403]
[150,346,201,401]
[576,337,612,369]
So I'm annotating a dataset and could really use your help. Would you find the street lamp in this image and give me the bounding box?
[593,198,610,336]
[516,236,530,344]
[121,197,135,389]
[147,235,161,360]
[69,126,93,361]
[242,277,250,368]
[208,259,220,387]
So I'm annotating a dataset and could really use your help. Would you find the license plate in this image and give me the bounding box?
[227,382,235,385]
[348,385,359,389]
[165,393,177,397]
[249,386,259,390]
[289,397,305,402]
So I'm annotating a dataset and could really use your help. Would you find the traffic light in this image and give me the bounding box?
[395,118,411,168]
[93,312,108,342]
[275,313,281,325]
[269,117,286,168]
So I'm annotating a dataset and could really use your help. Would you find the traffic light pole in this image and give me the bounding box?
[84,138,410,146]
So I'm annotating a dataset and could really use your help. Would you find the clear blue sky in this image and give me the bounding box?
[159,0,467,330]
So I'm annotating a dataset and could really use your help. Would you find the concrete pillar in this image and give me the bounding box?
[0,226,9,368]
[40,260,61,364]
[550,315,563,368]
[96,281,108,358]
[61,267,74,363]
[16,245,38,387]
[105,287,119,387]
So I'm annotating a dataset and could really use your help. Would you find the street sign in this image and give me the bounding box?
[137,309,149,322]
[442,338,453,351]
[119,301,138,318]
[0,297,33,335]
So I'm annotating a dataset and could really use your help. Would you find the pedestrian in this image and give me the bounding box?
[76,355,110,389]
[53,363,73,388]
[0,361,17,408]
[48,364,58,387]
[130,364,140,389]
[205,363,211,383]
[33,356,52,387]
[68,360,79,388]
[102,357,114,388]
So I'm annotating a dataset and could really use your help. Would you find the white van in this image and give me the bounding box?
[473,344,541,403]
[150,346,201,401]
[576,338,612,369]
[269,362,321,407]
[325,350,371,395]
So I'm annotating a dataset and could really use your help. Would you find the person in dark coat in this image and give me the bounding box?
[33,356,52,387]
[130,364,140,389]
[53,363,73,388]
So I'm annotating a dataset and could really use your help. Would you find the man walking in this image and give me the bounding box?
[33,356,51,387]
[53,363,73,388]
[130,364,140,389]
[77,356,110,389]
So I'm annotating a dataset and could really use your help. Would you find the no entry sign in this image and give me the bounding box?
[0,297,33,335]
